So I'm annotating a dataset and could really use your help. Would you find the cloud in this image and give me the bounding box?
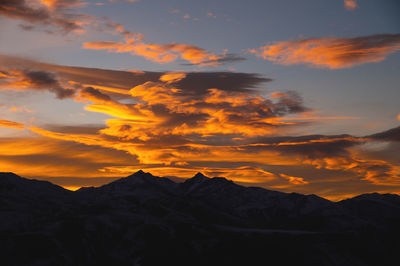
[0,119,25,129]
[8,106,33,113]
[168,8,180,14]
[1,55,399,197]
[206,12,216,19]
[0,67,75,99]
[28,123,400,189]
[247,135,365,157]
[244,133,400,186]
[109,80,308,139]
[249,34,400,69]
[0,136,139,179]
[77,86,153,121]
[15,67,308,167]
[69,76,307,150]
[83,33,233,66]
[28,73,398,186]
[159,72,187,84]
[280,173,309,185]
[0,55,268,96]
[181,53,246,66]
[38,0,86,9]
[0,0,90,33]
[344,0,358,11]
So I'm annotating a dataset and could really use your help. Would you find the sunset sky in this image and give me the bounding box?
[0,0,399,200]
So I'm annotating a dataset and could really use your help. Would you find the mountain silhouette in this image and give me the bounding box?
[1,171,400,266]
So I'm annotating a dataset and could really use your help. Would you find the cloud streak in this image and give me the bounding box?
[0,55,268,96]
[0,119,25,129]
[83,33,234,66]
[250,34,400,69]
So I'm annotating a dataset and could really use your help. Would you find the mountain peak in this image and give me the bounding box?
[122,170,154,182]
[134,170,145,175]
[0,172,20,177]
[0,172,22,183]
[124,170,151,179]
[193,172,208,180]
[182,172,209,190]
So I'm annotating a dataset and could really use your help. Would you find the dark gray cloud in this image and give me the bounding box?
[0,0,87,32]
[0,55,271,97]
[24,70,75,98]
[0,68,75,99]
[80,86,113,102]
[44,124,105,135]
[247,134,362,158]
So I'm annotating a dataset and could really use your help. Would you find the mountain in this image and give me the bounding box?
[1,171,400,266]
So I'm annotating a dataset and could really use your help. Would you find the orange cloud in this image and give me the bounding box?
[280,173,309,185]
[250,34,400,69]
[304,155,400,186]
[1,55,399,198]
[24,121,400,194]
[344,0,358,11]
[27,74,399,188]
[77,87,156,122]
[38,0,86,9]
[8,106,33,113]
[0,119,25,130]
[397,113,400,121]
[83,33,225,65]
[0,136,139,179]
[159,72,187,84]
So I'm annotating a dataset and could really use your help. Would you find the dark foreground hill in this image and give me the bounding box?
[1,171,400,266]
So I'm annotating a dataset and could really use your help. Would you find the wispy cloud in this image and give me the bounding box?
[83,33,231,66]
[0,119,25,129]
[167,8,180,14]
[206,12,216,19]
[8,106,33,113]
[344,0,358,11]
[250,34,400,69]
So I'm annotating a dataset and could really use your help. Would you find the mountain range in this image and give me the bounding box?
[1,171,400,266]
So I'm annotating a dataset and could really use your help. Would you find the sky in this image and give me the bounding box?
[0,0,399,200]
